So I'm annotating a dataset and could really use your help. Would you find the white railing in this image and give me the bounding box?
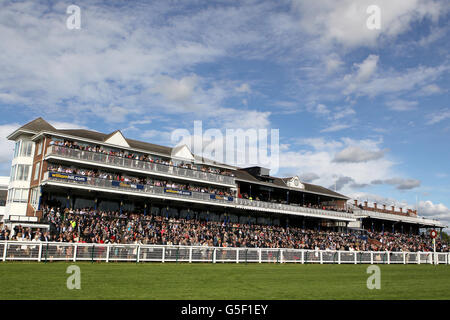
[43,172,355,221]
[47,145,236,186]
[1,241,448,264]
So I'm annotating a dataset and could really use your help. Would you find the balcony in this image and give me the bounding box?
[42,171,356,221]
[352,207,445,228]
[46,145,235,186]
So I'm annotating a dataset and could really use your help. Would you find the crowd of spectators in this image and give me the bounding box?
[2,207,446,253]
[48,164,235,197]
[50,139,235,177]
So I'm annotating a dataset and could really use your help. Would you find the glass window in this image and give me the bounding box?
[23,165,30,181]
[36,142,42,155]
[14,141,20,158]
[14,165,31,181]
[21,189,29,202]
[20,141,33,157]
[10,165,16,182]
[34,162,40,180]
[16,165,23,180]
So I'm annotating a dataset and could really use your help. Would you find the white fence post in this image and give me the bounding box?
[136,245,141,263]
[189,247,193,263]
[73,244,77,262]
[38,243,43,262]
[2,241,7,262]
[338,251,341,265]
[106,245,110,263]
[354,251,357,264]
[213,248,216,264]
[236,249,239,264]
[417,252,420,264]
[162,247,165,263]
[280,250,284,264]
[387,251,390,265]
[320,251,323,264]
[370,251,373,264]
[258,249,262,263]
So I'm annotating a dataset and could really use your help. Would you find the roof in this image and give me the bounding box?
[19,117,56,132]
[234,170,348,199]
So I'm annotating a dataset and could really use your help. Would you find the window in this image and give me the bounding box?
[14,141,20,158]
[9,188,29,203]
[34,162,40,181]
[30,187,40,208]
[20,141,33,157]
[36,141,42,156]
[10,165,16,182]
[15,164,31,181]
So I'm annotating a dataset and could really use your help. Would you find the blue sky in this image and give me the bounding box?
[0,0,449,226]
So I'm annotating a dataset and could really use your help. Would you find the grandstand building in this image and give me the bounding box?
[3,118,446,234]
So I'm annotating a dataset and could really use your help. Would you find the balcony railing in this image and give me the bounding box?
[46,145,236,186]
[43,171,355,221]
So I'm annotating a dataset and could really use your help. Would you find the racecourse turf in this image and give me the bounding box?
[0,262,449,300]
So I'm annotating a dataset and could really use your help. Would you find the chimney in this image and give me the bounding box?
[383,204,386,212]
[399,207,403,213]
[364,201,368,208]
[391,206,395,213]
[354,199,358,206]
[374,203,377,210]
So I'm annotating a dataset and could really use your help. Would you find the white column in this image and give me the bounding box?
[38,243,43,262]
[106,245,110,263]
[3,241,7,262]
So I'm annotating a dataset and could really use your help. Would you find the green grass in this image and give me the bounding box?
[0,262,449,300]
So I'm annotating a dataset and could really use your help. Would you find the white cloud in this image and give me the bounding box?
[385,99,418,111]
[281,136,396,194]
[291,0,447,48]
[344,64,449,98]
[153,75,198,105]
[426,108,450,125]
[0,123,19,165]
[333,146,386,163]
[235,83,251,94]
[320,124,351,133]
[371,178,421,190]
